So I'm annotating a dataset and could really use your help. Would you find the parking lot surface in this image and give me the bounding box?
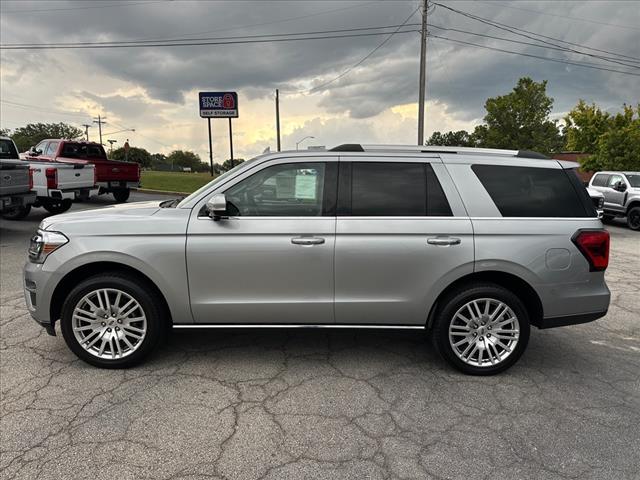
[1,193,639,480]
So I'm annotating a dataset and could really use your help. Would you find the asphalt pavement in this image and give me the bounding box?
[1,192,639,480]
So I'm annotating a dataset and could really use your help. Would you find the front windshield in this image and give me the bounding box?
[176,155,263,207]
[626,174,640,188]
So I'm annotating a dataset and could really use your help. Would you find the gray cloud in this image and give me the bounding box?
[1,0,639,124]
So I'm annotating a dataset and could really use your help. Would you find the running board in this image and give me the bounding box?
[172,324,425,330]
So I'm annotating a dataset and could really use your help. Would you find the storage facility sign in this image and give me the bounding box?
[199,92,239,118]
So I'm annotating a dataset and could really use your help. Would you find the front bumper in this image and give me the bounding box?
[23,261,58,336]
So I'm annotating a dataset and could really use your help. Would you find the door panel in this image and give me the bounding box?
[186,157,337,325]
[604,174,625,210]
[334,218,473,325]
[187,217,335,324]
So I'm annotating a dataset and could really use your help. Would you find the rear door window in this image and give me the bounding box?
[346,162,452,216]
[472,164,590,217]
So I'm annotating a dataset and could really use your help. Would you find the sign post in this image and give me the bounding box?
[199,91,239,176]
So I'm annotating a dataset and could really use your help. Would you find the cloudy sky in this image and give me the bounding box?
[1,0,639,163]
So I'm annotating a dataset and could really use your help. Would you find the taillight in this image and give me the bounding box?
[28,168,34,191]
[45,168,58,189]
[572,229,609,271]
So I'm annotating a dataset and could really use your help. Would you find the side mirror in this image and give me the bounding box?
[29,147,40,156]
[206,193,228,220]
[614,181,627,192]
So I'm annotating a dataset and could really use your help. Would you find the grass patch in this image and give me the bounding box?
[140,170,216,193]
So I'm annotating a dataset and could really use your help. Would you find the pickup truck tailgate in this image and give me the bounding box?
[94,160,139,183]
[0,161,31,196]
[56,164,94,189]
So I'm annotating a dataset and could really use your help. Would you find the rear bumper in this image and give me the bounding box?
[97,181,139,190]
[0,192,36,210]
[535,310,608,329]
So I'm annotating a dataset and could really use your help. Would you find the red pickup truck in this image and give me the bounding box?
[23,139,140,202]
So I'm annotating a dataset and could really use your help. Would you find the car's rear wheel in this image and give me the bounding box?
[1,204,31,220]
[60,273,166,368]
[433,283,530,375]
[43,199,72,215]
[627,206,640,231]
[113,188,130,203]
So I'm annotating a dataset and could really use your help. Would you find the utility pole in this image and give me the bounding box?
[93,115,107,145]
[275,89,281,152]
[81,124,91,141]
[417,0,428,145]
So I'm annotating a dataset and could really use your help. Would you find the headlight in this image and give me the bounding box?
[28,230,68,264]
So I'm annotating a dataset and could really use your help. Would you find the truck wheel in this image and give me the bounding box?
[1,205,31,220]
[432,283,530,375]
[627,206,640,231]
[60,273,167,368]
[43,199,72,215]
[113,188,130,203]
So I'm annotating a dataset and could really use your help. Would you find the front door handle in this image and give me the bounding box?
[291,237,325,246]
[427,237,461,246]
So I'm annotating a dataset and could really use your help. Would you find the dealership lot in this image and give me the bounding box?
[1,194,639,480]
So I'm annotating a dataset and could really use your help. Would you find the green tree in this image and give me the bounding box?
[564,100,612,153]
[580,105,640,172]
[221,158,245,172]
[426,130,476,147]
[111,146,152,167]
[10,122,83,152]
[473,77,563,155]
[166,150,205,171]
[0,128,10,137]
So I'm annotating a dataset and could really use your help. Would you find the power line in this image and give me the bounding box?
[295,6,421,94]
[0,29,420,50]
[2,23,422,47]
[472,0,640,31]
[433,2,640,65]
[0,99,91,118]
[428,34,640,77]
[1,0,169,14]
[427,23,640,69]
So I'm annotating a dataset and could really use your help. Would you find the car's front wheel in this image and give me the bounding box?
[433,283,530,375]
[60,273,166,368]
[627,206,640,231]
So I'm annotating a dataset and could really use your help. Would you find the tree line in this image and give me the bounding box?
[426,77,639,171]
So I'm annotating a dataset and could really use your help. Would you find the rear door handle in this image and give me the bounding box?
[427,237,461,246]
[291,237,325,245]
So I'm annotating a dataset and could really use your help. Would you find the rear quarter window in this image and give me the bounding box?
[591,174,609,187]
[472,164,591,217]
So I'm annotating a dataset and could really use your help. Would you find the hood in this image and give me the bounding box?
[41,200,162,231]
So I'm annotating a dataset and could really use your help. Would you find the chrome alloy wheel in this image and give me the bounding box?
[72,288,147,360]
[448,298,520,367]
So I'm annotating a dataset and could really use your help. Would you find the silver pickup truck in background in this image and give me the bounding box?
[1,136,97,220]
[589,171,640,231]
[0,158,36,216]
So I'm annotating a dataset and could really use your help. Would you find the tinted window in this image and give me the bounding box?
[472,164,590,217]
[0,139,19,159]
[35,141,48,154]
[225,162,327,216]
[591,174,609,187]
[626,174,640,188]
[350,162,451,216]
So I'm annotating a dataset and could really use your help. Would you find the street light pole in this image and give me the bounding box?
[295,135,315,151]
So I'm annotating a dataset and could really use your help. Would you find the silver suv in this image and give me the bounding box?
[588,171,640,230]
[24,145,611,375]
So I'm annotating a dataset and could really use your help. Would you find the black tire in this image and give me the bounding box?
[432,283,530,375]
[627,206,640,231]
[60,273,167,368]
[43,199,72,215]
[602,214,615,223]
[1,204,31,220]
[113,188,130,203]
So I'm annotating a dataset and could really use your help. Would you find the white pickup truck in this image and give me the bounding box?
[1,137,97,220]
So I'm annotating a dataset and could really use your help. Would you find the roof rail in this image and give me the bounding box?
[329,144,548,159]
